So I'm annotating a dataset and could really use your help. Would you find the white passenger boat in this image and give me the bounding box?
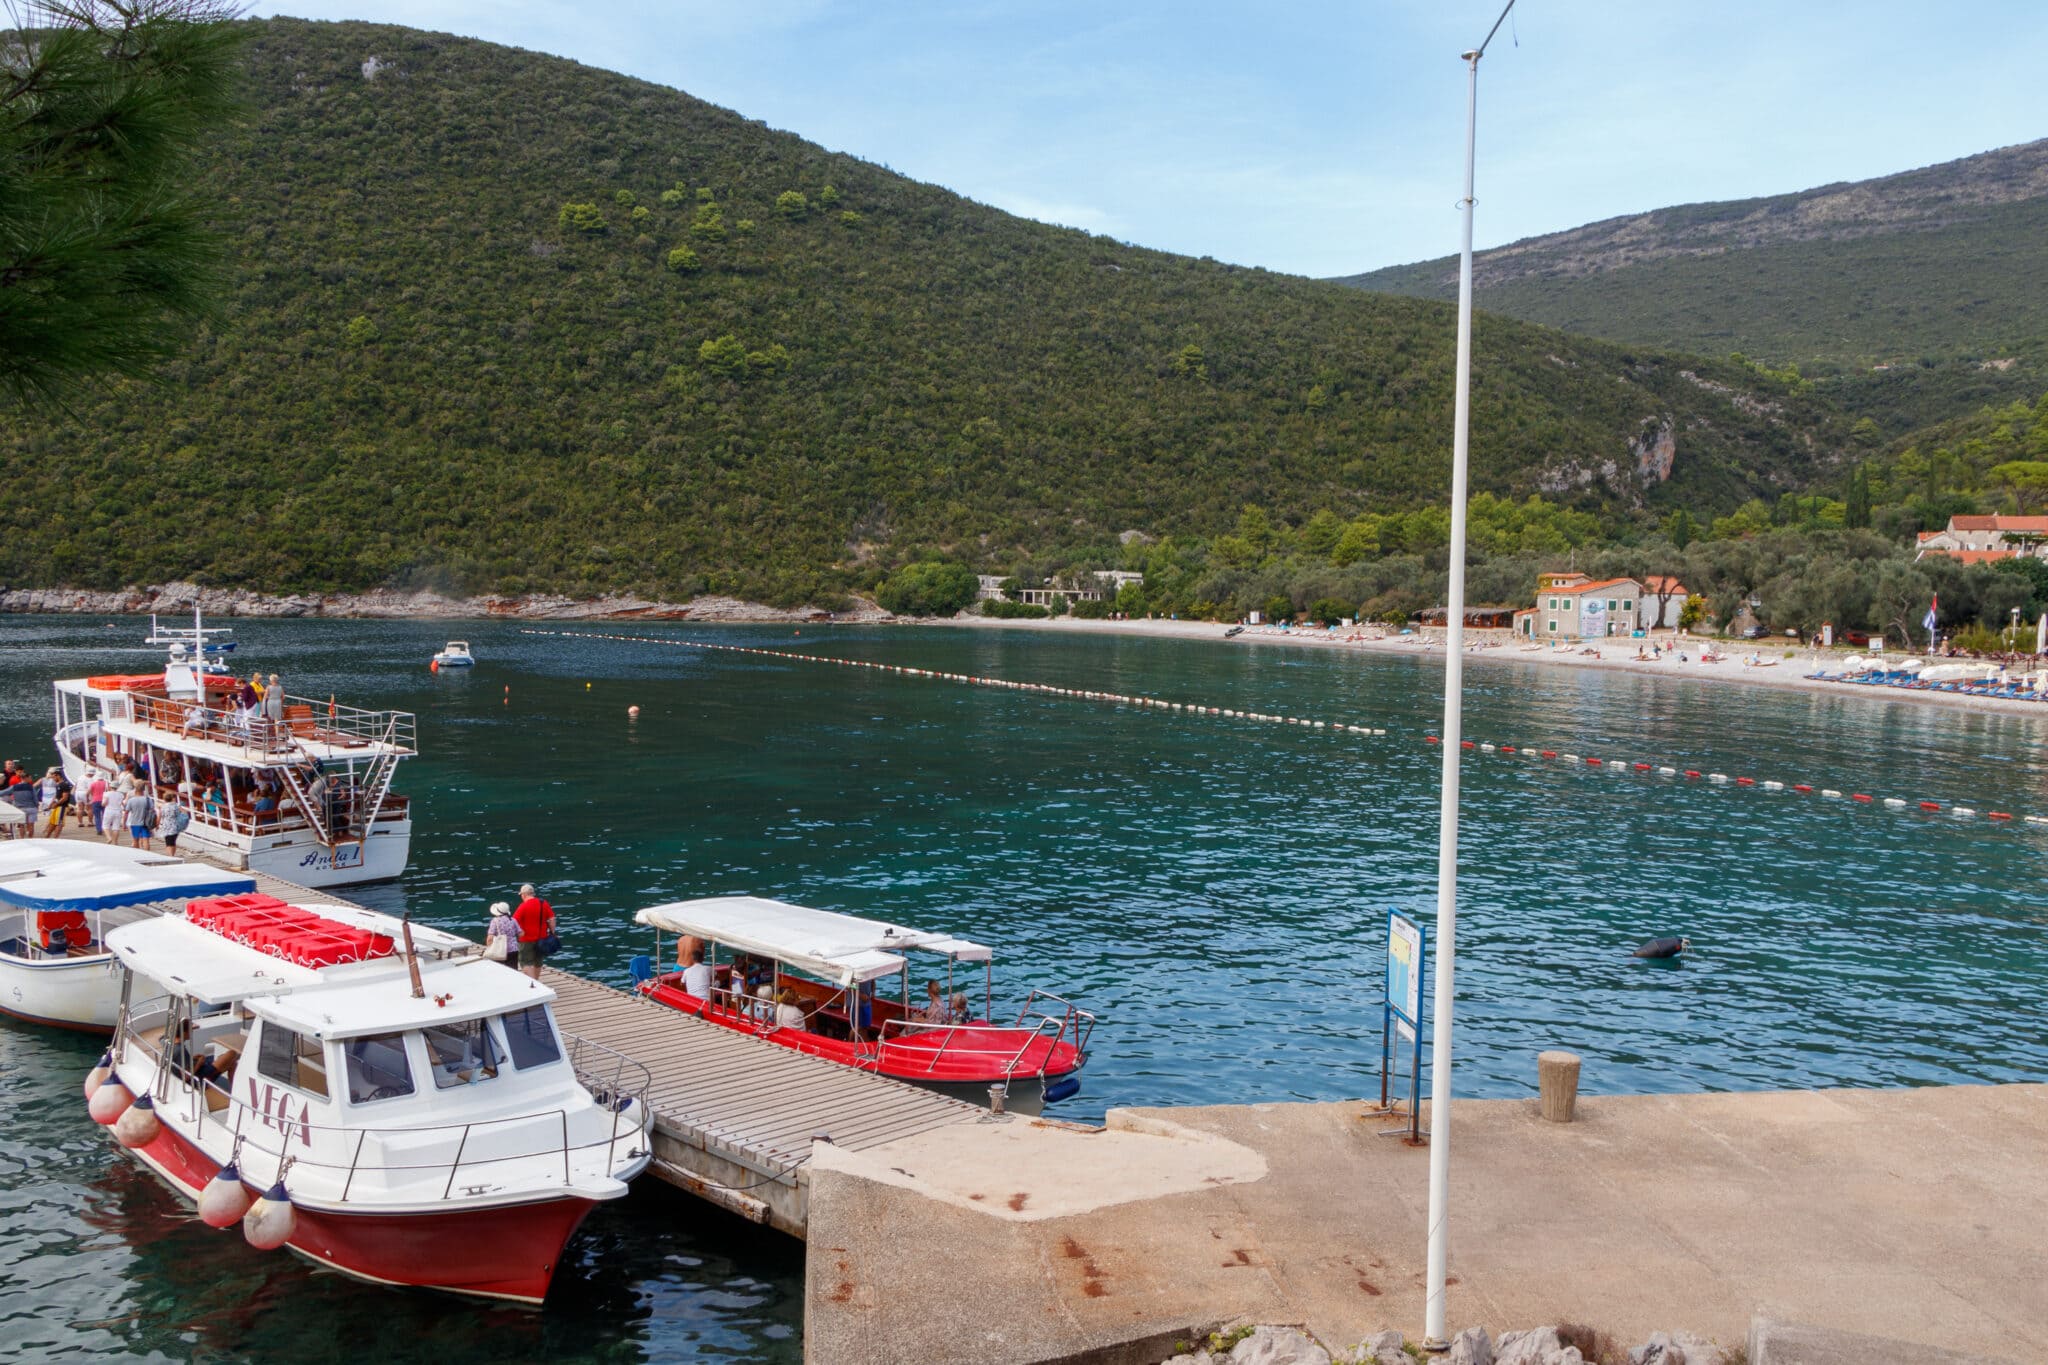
[431,641,475,668]
[52,609,416,887]
[93,891,651,1303]
[0,841,255,1031]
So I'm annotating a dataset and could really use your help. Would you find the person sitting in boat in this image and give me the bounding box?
[773,989,807,1031]
[178,704,220,739]
[680,945,712,1001]
[951,992,971,1024]
[165,1019,239,1086]
[749,983,776,1021]
[921,980,954,1023]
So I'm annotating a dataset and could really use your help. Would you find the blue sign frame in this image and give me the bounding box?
[1379,910,1427,1142]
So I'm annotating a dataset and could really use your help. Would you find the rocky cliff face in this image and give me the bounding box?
[1338,137,2048,293]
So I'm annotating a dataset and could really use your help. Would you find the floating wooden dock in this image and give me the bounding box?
[542,968,986,1235]
[56,826,985,1237]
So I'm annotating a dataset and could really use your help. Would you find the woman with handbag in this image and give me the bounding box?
[484,901,520,965]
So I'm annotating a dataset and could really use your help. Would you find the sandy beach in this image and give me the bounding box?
[953,612,2048,721]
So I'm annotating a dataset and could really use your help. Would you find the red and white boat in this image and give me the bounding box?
[631,896,1092,1114]
[92,892,650,1303]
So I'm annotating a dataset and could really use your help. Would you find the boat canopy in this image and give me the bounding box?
[252,957,555,1041]
[634,896,992,987]
[109,914,324,1001]
[107,898,475,1006]
[0,843,254,912]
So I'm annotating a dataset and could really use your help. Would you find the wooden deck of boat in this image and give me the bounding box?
[48,825,984,1235]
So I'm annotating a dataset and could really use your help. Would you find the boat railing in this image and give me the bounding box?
[110,691,417,759]
[564,1033,653,1175]
[119,1006,648,1200]
[1014,987,1097,1062]
[875,1013,1070,1080]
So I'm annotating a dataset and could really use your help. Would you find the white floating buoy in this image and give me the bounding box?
[85,1052,112,1099]
[243,1180,297,1251]
[2024,814,2048,825]
[199,1161,256,1228]
[1951,807,1976,818]
[1560,753,1579,763]
[89,1076,133,1125]
[1479,743,1495,752]
[1821,789,1844,798]
[1763,781,1784,791]
[113,1093,161,1148]
[1657,766,1676,775]
[627,705,641,719]
[1885,798,1907,809]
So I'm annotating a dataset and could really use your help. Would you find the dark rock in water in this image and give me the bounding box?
[1632,936,1691,959]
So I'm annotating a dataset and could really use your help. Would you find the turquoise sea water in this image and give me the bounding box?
[1,615,2045,1360]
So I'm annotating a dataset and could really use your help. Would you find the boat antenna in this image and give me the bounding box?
[1422,0,1517,1352]
[400,912,426,999]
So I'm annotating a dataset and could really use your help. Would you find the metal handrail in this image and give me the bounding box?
[876,1014,1068,1078]
[1015,987,1097,1060]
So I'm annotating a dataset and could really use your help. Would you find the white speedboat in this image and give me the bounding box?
[53,608,416,887]
[431,641,475,668]
[94,892,651,1303]
[0,841,255,1031]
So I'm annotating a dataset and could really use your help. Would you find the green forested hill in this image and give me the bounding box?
[0,19,1847,604]
[1334,141,2048,434]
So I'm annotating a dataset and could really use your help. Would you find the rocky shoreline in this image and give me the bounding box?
[1161,1322,1732,1365]
[0,582,897,624]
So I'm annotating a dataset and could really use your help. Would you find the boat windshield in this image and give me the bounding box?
[342,1031,416,1104]
[424,1018,500,1088]
[500,1005,562,1070]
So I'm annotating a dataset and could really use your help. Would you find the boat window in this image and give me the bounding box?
[254,1023,330,1099]
[342,1031,415,1104]
[500,1005,561,1071]
[423,1018,500,1088]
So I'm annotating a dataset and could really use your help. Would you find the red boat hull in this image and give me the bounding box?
[118,1114,599,1303]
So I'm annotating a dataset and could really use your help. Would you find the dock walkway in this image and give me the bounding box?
[52,826,983,1237]
[542,968,985,1234]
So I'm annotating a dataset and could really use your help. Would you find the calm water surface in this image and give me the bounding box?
[1,615,2044,1360]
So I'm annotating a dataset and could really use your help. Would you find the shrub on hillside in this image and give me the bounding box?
[980,598,1049,619]
[1068,598,1113,619]
[878,562,978,616]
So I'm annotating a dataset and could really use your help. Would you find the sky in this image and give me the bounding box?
[251,1,2048,279]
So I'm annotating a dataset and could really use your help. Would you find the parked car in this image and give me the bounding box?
[1841,629,1871,646]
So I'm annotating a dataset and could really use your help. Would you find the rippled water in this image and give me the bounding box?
[1,615,2044,1359]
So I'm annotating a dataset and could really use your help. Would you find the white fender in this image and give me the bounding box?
[112,1093,161,1148]
[243,1180,297,1251]
[89,1077,133,1125]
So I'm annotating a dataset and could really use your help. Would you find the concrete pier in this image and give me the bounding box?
[804,1084,2048,1364]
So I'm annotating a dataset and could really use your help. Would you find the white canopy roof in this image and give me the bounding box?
[253,957,555,1041]
[0,842,254,911]
[107,901,475,1010]
[634,896,991,987]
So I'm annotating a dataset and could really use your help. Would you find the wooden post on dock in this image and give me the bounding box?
[1538,1050,1581,1123]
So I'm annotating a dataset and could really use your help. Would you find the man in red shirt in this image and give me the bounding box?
[512,882,555,979]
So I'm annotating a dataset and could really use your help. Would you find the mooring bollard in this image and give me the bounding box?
[1538,1050,1581,1123]
[988,1085,1006,1116]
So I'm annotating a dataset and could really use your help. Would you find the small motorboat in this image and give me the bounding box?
[96,892,650,1302]
[631,896,1092,1114]
[0,842,255,1031]
[1223,625,1245,638]
[431,641,475,668]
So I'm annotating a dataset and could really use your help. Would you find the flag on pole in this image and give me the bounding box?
[1923,594,1938,636]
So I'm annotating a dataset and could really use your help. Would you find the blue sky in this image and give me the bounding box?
[254,2,2048,278]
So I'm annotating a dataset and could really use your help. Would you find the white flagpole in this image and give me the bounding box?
[1423,3,1515,1349]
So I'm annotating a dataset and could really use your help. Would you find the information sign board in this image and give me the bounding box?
[1386,912,1423,1026]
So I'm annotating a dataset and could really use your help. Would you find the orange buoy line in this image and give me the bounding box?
[516,629,1390,740]
[1431,732,2048,830]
